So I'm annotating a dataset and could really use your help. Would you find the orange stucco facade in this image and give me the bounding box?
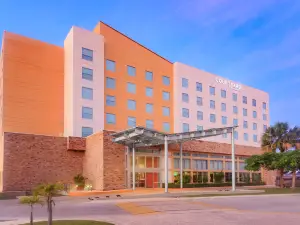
[1,32,64,136]
[94,22,174,132]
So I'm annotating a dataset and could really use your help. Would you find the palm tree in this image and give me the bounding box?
[261,122,300,187]
[34,183,64,225]
[19,195,43,225]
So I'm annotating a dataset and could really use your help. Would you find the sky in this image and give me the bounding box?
[0,0,299,126]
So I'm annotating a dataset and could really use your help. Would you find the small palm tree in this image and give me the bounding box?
[34,183,64,225]
[261,122,300,187]
[19,195,43,225]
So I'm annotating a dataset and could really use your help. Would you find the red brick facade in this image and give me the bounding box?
[1,130,274,192]
[2,133,84,191]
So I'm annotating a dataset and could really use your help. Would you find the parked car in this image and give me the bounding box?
[276,171,300,187]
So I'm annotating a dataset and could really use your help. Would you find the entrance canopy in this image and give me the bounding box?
[112,126,237,147]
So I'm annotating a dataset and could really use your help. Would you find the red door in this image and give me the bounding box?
[153,173,159,188]
[146,173,153,188]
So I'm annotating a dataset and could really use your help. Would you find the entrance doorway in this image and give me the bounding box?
[135,172,160,188]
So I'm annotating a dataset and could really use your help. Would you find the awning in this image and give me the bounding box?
[112,126,237,147]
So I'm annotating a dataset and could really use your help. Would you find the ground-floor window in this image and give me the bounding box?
[192,172,208,183]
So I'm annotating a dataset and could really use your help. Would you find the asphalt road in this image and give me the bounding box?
[1,194,300,225]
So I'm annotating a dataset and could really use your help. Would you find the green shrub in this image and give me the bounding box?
[213,172,225,183]
[73,174,86,187]
[203,175,208,183]
[163,182,265,188]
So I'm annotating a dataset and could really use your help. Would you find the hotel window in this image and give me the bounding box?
[183,123,189,132]
[243,96,247,104]
[253,134,258,142]
[221,103,226,112]
[210,114,216,123]
[232,93,238,102]
[243,108,247,116]
[234,131,238,140]
[252,99,256,107]
[253,110,257,118]
[128,100,136,110]
[146,87,153,97]
[182,93,189,102]
[210,100,215,109]
[82,48,93,61]
[82,107,93,119]
[163,106,170,116]
[128,116,136,127]
[182,108,189,118]
[210,160,223,170]
[82,127,93,137]
[253,123,257,130]
[222,116,227,125]
[127,82,136,93]
[263,102,267,110]
[106,59,115,72]
[197,111,203,120]
[163,91,170,100]
[193,160,208,170]
[82,67,93,81]
[196,97,202,106]
[106,113,116,124]
[146,120,154,129]
[263,114,267,121]
[182,78,188,88]
[221,90,226,98]
[163,76,170,86]
[106,77,115,89]
[146,71,153,81]
[244,133,249,141]
[174,158,190,169]
[197,125,203,131]
[222,133,228,138]
[233,106,238,114]
[82,87,93,100]
[196,82,202,92]
[263,125,267,132]
[163,122,170,132]
[106,95,115,106]
[127,65,136,76]
[243,121,248,129]
[209,86,215,96]
[146,103,153,113]
[233,118,238,126]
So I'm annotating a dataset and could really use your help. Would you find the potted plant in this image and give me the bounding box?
[73,174,86,190]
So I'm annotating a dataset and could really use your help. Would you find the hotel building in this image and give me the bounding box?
[0,22,271,192]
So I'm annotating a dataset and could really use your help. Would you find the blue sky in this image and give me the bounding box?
[1,0,299,126]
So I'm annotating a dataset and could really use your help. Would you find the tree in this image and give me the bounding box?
[34,183,64,225]
[261,122,299,187]
[279,150,300,188]
[19,195,43,225]
[245,152,284,184]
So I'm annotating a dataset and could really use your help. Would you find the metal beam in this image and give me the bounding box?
[132,145,136,191]
[164,135,168,193]
[231,127,236,191]
[180,142,183,189]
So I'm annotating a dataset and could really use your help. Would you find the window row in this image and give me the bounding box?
[181,80,267,109]
[181,107,267,121]
[173,159,246,171]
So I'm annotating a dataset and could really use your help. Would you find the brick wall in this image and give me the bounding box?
[2,132,84,191]
[169,140,262,156]
[83,132,104,190]
[83,131,126,191]
[102,131,126,190]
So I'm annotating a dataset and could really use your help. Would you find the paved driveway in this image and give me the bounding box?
[1,194,300,225]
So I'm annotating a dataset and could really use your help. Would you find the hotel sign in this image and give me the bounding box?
[215,77,242,91]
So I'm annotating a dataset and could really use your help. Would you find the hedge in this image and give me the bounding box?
[162,182,265,188]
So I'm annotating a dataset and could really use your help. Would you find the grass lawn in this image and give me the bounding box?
[20,221,114,225]
[182,188,300,198]
[0,193,15,200]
